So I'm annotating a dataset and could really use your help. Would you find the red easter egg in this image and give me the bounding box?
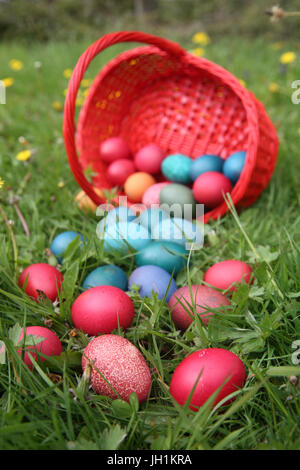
[134,144,165,175]
[71,286,134,336]
[204,260,253,292]
[82,334,152,402]
[192,171,232,209]
[106,159,136,187]
[17,326,63,369]
[99,137,131,163]
[142,182,170,207]
[169,285,230,329]
[170,348,246,410]
[18,263,64,302]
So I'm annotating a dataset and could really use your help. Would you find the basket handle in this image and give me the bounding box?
[63,31,186,206]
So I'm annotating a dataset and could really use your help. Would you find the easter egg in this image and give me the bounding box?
[18,263,64,302]
[82,265,128,291]
[71,286,134,335]
[99,137,131,163]
[170,348,246,410]
[151,217,203,249]
[128,265,177,302]
[106,159,136,187]
[204,260,253,292]
[96,206,136,235]
[17,326,63,370]
[161,154,192,184]
[136,208,170,233]
[190,155,224,181]
[100,221,152,253]
[168,285,230,329]
[159,183,197,219]
[223,151,246,183]
[74,188,103,213]
[82,334,151,402]
[134,144,165,175]
[192,171,232,209]
[135,241,187,275]
[142,182,170,207]
[50,231,84,262]
[124,172,156,203]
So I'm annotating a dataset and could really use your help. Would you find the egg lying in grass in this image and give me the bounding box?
[100,221,152,253]
[96,206,136,235]
[17,326,63,370]
[128,265,177,302]
[135,241,187,275]
[18,263,64,303]
[168,285,230,329]
[170,348,246,410]
[82,334,151,403]
[82,265,128,291]
[50,231,84,262]
[151,217,203,249]
[71,286,134,335]
[204,260,253,292]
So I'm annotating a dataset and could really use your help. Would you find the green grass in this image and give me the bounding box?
[0,35,300,451]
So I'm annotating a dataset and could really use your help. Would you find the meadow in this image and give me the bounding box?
[0,33,300,450]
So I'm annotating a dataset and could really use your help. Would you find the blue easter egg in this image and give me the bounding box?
[161,154,192,184]
[102,221,152,253]
[136,208,170,233]
[223,151,246,183]
[50,231,84,262]
[135,241,187,274]
[82,265,128,291]
[190,154,224,181]
[96,206,136,235]
[151,217,203,249]
[128,265,177,302]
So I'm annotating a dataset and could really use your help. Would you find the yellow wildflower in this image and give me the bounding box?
[1,78,14,87]
[192,32,211,46]
[52,101,63,111]
[0,177,5,189]
[269,82,279,93]
[9,59,23,71]
[16,150,31,161]
[81,78,92,88]
[63,68,73,79]
[280,52,296,64]
[192,48,205,57]
[57,181,65,188]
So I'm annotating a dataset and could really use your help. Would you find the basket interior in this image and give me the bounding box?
[77,47,249,191]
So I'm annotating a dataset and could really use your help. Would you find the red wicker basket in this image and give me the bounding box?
[63,31,279,222]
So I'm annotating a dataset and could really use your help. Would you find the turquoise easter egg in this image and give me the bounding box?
[135,241,187,274]
[96,206,136,235]
[223,151,246,183]
[82,265,128,291]
[151,217,203,249]
[50,231,84,262]
[161,154,192,184]
[190,155,224,181]
[136,208,170,233]
[102,221,152,253]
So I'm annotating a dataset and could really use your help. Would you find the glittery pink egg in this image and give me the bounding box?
[82,334,152,403]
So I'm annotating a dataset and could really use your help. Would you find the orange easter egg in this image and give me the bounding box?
[74,188,103,213]
[124,172,156,203]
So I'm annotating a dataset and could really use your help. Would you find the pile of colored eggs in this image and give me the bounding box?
[97,136,246,214]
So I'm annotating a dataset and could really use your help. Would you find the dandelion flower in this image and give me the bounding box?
[280,52,296,64]
[192,32,211,46]
[1,78,14,88]
[57,181,65,188]
[16,150,31,161]
[269,82,279,93]
[9,59,23,71]
[192,48,205,57]
[0,177,5,189]
[63,68,73,79]
[52,101,63,111]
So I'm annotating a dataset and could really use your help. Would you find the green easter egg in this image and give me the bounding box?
[160,183,196,219]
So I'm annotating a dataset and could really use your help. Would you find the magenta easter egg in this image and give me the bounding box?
[192,171,232,209]
[17,326,63,369]
[134,144,165,175]
[169,285,230,329]
[99,137,131,163]
[170,348,246,410]
[106,159,136,187]
[71,286,134,335]
[204,260,253,292]
[82,334,152,403]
